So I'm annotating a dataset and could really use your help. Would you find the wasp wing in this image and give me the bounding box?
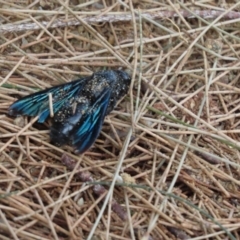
[8,78,89,123]
[71,88,111,154]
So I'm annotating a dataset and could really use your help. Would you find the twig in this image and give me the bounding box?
[1,10,240,34]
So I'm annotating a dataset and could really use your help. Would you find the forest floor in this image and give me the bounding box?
[0,1,240,239]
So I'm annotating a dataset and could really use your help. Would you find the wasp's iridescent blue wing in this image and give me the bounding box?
[50,101,90,147]
[71,88,111,154]
[8,78,88,123]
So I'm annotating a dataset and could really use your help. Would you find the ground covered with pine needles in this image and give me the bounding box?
[0,1,240,239]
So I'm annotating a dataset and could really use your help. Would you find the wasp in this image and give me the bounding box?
[9,70,131,153]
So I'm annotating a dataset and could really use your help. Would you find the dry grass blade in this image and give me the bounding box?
[0,1,240,239]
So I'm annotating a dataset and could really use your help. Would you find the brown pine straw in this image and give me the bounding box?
[1,0,240,239]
